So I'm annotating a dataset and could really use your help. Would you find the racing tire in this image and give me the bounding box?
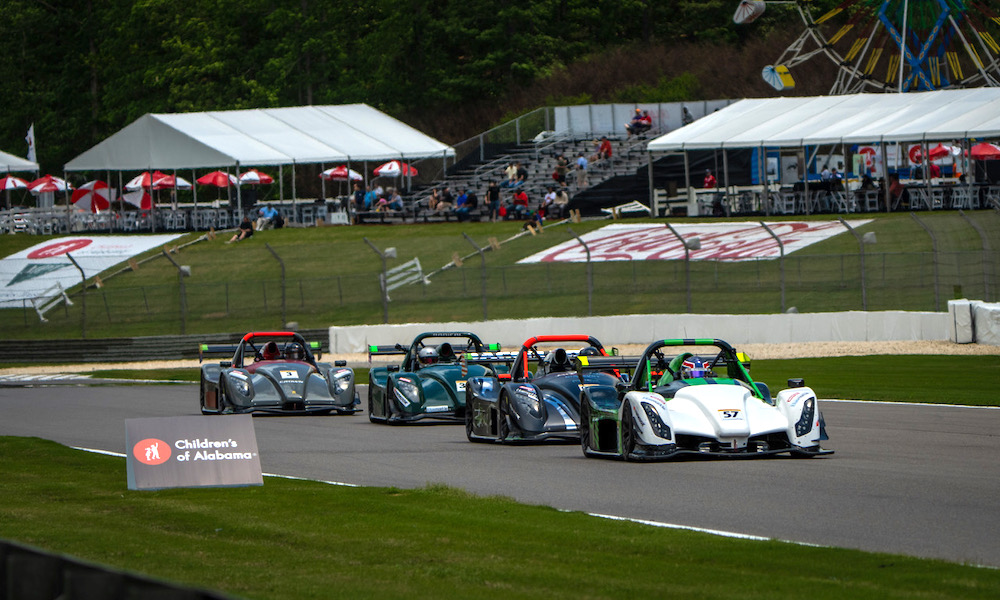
[497,394,511,442]
[367,384,379,423]
[621,401,638,461]
[216,377,228,415]
[199,378,212,415]
[383,382,396,424]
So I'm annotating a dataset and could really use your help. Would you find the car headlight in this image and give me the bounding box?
[331,369,352,395]
[795,397,816,437]
[513,385,541,415]
[641,402,672,440]
[230,376,252,397]
[394,378,420,408]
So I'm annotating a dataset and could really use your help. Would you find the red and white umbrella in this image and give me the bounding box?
[71,180,112,213]
[239,169,274,185]
[28,174,73,194]
[121,189,152,210]
[126,170,192,191]
[909,143,959,163]
[373,160,417,178]
[320,166,363,181]
[970,142,1000,160]
[0,175,28,190]
[197,170,239,187]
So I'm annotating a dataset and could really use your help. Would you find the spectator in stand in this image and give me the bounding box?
[626,109,652,138]
[554,154,569,187]
[228,215,254,243]
[500,162,518,188]
[575,153,588,187]
[510,188,530,219]
[363,185,377,210]
[592,136,613,162]
[552,187,570,219]
[352,182,365,218]
[514,162,529,187]
[427,188,441,211]
[703,169,717,189]
[436,186,454,213]
[542,186,557,218]
[485,180,501,222]
[682,106,695,126]
[523,210,543,231]
[387,188,404,211]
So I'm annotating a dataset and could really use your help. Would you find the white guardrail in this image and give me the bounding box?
[325,306,1000,354]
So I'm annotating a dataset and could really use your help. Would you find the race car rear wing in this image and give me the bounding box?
[460,351,520,363]
[367,344,408,357]
[199,340,323,363]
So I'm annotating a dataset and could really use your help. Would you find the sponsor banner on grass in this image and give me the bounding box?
[0,234,182,308]
[518,221,871,263]
[126,415,263,491]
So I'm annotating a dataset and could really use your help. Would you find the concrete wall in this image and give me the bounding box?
[329,310,952,353]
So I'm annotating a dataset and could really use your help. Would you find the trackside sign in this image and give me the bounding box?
[125,415,263,491]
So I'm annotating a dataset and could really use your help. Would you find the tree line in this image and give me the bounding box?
[0,0,826,173]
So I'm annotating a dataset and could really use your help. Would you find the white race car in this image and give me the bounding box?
[577,338,832,461]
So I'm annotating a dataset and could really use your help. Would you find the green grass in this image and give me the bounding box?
[1,212,998,340]
[1,437,997,600]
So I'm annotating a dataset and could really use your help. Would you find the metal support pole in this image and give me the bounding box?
[568,228,593,316]
[759,222,785,313]
[665,223,697,313]
[66,253,86,338]
[161,249,188,334]
[959,210,993,302]
[462,232,488,321]
[363,237,390,324]
[265,243,287,328]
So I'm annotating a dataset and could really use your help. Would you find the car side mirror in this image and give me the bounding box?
[334,360,347,367]
[219,360,232,368]
[388,365,400,373]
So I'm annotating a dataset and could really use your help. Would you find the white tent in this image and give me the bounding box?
[65,104,454,171]
[0,149,38,173]
[647,88,1000,152]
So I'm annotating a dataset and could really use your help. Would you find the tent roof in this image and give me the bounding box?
[647,88,1000,152]
[0,149,38,173]
[65,104,455,171]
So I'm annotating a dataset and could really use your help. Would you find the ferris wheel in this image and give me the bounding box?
[738,0,1000,93]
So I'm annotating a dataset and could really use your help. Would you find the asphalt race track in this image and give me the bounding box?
[1,383,998,568]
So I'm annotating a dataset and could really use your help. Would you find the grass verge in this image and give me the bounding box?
[1,437,998,600]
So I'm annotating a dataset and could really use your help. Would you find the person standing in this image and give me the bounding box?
[485,180,500,222]
[575,153,589,187]
[703,169,717,189]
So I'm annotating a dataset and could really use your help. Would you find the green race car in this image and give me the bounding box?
[367,331,505,424]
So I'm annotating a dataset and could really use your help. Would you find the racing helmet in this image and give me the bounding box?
[417,346,439,365]
[285,343,304,361]
[262,341,280,361]
[681,356,708,379]
[578,346,601,357]
[546,348,570,372]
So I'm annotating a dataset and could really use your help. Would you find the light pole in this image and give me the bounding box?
[567,227,592,316]
[462,232,488,321]
[664,223,700,313]
[839,218,876,311]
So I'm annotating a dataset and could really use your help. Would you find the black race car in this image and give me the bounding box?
[464,335,618,443]
[199,331,359,415]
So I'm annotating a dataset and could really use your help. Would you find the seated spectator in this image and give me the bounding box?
[592,136,613,162]
[228,215,254,243]
[387,188,404,211]
[514,162,528,187]
[523,210,543,231]
[552,188,569,219]
[363,185,377,210]
[542,186,557,217]
[427,188,441,212]
[500,162,518,188]
[508,188,529,220]
[454,188,470,221]
[256,203,278,230]
[626,109,652,137]
[437,186,454,212]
